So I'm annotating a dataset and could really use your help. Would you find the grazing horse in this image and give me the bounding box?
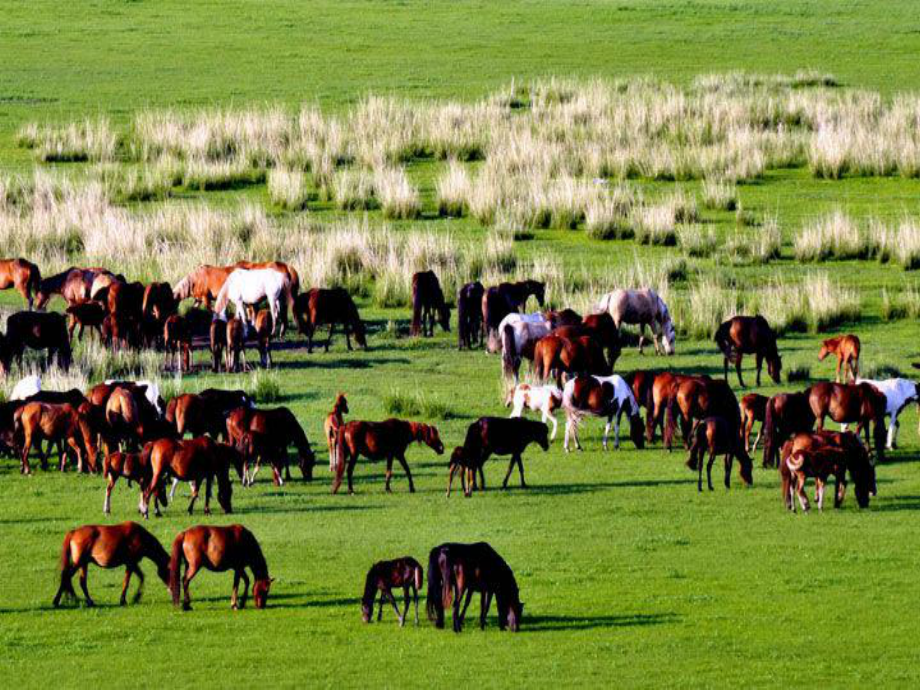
[818,335,861,383]
[209,317,227,372]
[761,392,818,468]
[411,270,450,337]
[506,383,563,440]
[163,314,192,372]
[3,311,71,372]
[234,260,299,331]
[226,317,246,372]
[562,374,644,452]
[213,268,291,337]
[169,524,272,611]
[447,417,549,496]
[481,280,546,342]
[740,393,769,453]
[665,376,740,452]
[105,387,143,450]
[362,557,424,626]
[252,309,274,368]
[598,288,675,355]
[142,281,177,323]
[531,334,610,386]
[172,265,235,310]
[714,315,782,387]
[65,301,106,341]
[779,432,874,511]
[226,406,316,485]
[52,522,170,608]
[552,312,621,370]
[332,419,444,494]
[0,258,41,309]
[426,542,523,632]
[806,382,887,459]
[14,402,98,474]
[545,308,582,328]
[457,281,485,350]
[854,377,919,449]
[687,416,754,491]
[500,318,552,382]
[293,288,367,353]
[102,450,152,515]
[324,393,349,472]
[34,267,97,310]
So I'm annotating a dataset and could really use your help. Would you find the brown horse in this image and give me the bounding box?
[103,450,152,515]
[561,374,645,451]
[447,417,549,497]
[545,308,582,328]
[65,301,106,341]
[172,265,235,309]
[645,371,698,444]
[740,393,769,453]
[209,317,227,372]
[105,387,143,449]
[169,524,272,610]
[427,542,523,632]
[253,308,273,368]
[332,419,444,494]
[532,334,610,386]
[164,314,192,372]
[411,270,451,337]
[665,376,740,452]
[761,391,817,468]
[34,267,98,310]
[806,382,887,458]
[324,393,348,472]
[687,416,754,491]
[714,315,782,387]
[818,335,861,383]
[559,313,621,368]
[225,405,316,484]
[166,393,226,439]
[226,317,246,372]
[362,557,424,626]
[0,258,41,309]
[142,281,177,323]
[457,281,484,350]
[779,431,874,511]
[294,288,367,353]
[53,522,171,607]
[14,402,98,474]
[481,279,545,340]
[3,311,71,372]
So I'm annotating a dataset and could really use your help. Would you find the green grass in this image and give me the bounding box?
[4,1,920,687]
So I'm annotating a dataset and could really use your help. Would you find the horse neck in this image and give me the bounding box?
[245,535,269,580]
[362,567,380,608]
[142,530,171,571]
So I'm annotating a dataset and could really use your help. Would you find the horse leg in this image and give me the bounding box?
[325,323,335,352]
[346,455,357,494]
[239,569,250,608]
[377,590,385,622]
[104,474,117,514]
[515,453,526,488]
[755,354,763,387]
[480,590,493,630]
[735,354,745,388]
[697,449,704,492]
[543,410,558,441]
[707,450,717,491]
[795,474,810,512]
[502,456,516,489]
[723,452,733,489]
[388,588,403,626]
[397,453,415,493]
[638,324,646,355]
[232,570,241,609]
[131,565,145,604]
[457,589,474,631]
[602,415,611,451]
[120,567,133,606]
[79,563,94,607]
[187,480,200,515]
[384,456,394,493]
[888,410,898,450]
[835,357,842,384]
[182,560,200,611]
[816,478,826,511]
[614,410,623,450]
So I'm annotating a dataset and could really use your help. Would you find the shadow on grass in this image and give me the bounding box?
[231,503,384,515]
[873,494,920,512]
[524,611,679,633]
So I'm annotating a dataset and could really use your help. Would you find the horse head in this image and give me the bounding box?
[629,410,646,449]
[767,353,783,384]
[530,281,546,307]
[659,314,676,356]
[353,319,368,349]
[420,424,445,455]
[438,302,452,332]
[298,439,316,481]
[252,577,273,609]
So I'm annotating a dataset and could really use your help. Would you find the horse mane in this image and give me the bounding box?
[39,267,76,292]
[173,275,192,301]
[244,530,270,580]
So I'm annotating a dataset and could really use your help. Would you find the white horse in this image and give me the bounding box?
[561,374,642,451]
[506,383,563,440]
[10,374,41,400]
[487,312,547,353]
[598,288,675,355]
[213,268,290,337]
[854,377,919,449]
[501,318,552,382]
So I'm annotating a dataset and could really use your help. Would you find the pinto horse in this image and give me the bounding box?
[53,522,171,608]
[598,288,675,355]
[0,258,41,309]
[714,315,781,388]
[172,265,235,310]
[806,382,887,459]
[426,542,523,632]
[447,417,549,496]
[362,557,424,626]
[854,376,919,449]
[234,260,300,300]
[561,374,644,452]
[481,280,545,342]
[3,311,71,372]
[324,393,349,472]
[506,383,563,441]
[687,416,754,491]
[332,419,444,494]
[500,318,552,382]
[818,335,860,383]
[170,524,272,610]
[779,432,874,511]
[411,270,450,337]
[226,406,316,484]
[293,288,367,353]
[14,401,98,474]
[457,281,485,350]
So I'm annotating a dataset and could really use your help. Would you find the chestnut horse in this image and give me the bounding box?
[209,317,227,372]
[714,315,781,387]
[103,450,151,515]
[169,524,272,610]
[226,406,316,484]
[362,557,424,626]
[3,311,71,372]
[53,522,171,607]
[552,312,621,369]
[324,393,348,472]
[14,402,98,474]
[34,267,98,310]
[818,335,860,383]
[427,542,523,632]
[411,270,450,337]
[447,417,549,497]
[532,334,610,386]
[163,314,192,372]
[332,419,444,494]
[0,258,41,309]
[779,431,874,511]
[739,393,769,453]
[806,382,887,458]
[226,317,246,372]
[687,416,754,491]
[761,391,817,468]
[481,280,545,341]
[665,376,740,452]
[252,309,273,368]
[172,265,235,309]
[457,281,484,350]
[645,372,701,444]
[293,288,367,353]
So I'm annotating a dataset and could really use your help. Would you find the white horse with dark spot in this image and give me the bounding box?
[506,383,563,440]
[854,377,919,449]
[213,268,290,337]
[598,288,675,355]
[500,318,552,382]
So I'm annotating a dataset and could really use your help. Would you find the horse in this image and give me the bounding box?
[779,432,874,511]
[209,317,227,372]
[14,402,98,474]
[806,382,887,459]
[561,374,645,452]
[531,334,610,387]
[104,387,143,450]
[234,260,300,311]
[552,312,622,370]
[324,393,348,472]
[597,288,675,355]
[488,311,547,354]
[52,522,171,608]
[252,309,273,368]
[213,268,291,337]
[411,270,450,337]
[545,308,583,328]
[500,318,552,382]
[714,315,782,387]
[2,311,71,372]
[102,450,152,515]
[457,281,484,350]
[10,374,41,401]
[687,416,754,491]
[226,317,246,372]
[293,288,367,353]
[426,542,523,632]
[818,335,861,383]
[163,314,192,372]
[169,524,273,611]
[481,280,545,343]
[65,301,106,341]
[332,419,444,495]
[740,393,769,453]
[166,393,227,440]
[34,267,96,310]
[447,417,549,497]
[761,391,817,468]
[0,258,41,309]
[172,265,235,310]
[226,406,316,485]
[506,383,563,440]
[362,557,424,626]
[854,377,919,449]
[142,281,177,323]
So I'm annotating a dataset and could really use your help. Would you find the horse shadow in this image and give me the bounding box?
[873,495,920,512]
[231,503,384,516]
[277,356,411,371]
[524,611,679,633]
[522,478,694,496]
[267,594,364,610]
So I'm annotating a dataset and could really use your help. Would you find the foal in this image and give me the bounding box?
[818,335,860,383]
[687,416,754,492]
[361,557,424,626]
[505,383,562,440]
[739,393,769,453]
[324,393,349,472]
[103,450,151,515]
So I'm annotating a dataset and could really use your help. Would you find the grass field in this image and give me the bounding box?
[2,2,920,688]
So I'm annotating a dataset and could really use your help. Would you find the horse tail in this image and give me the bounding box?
[413,562,424,592]
[532,341,545,381]
[663,394,676,448]
[410,280,423,337]
[59,530,73,573]
[169,532,185,607]
[687,424,702,470]
[27,263,41,300]
[213,278,231,317]
[501,323,516,379]
[426,548,444,625]
[713,320,731,356]
[762,397,777,468]
[457,289,468,349]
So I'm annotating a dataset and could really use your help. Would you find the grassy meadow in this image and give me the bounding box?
[2,1,920,688]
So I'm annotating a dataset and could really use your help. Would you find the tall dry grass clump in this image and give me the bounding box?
[436,160,471,217]
[373,165,421,220]
[870,217,920,270]
[724,216,783,264]
[794,209,869,262]
[701,177,738,211]
[18,118,117,163]
[333,169,377,211]
[267,168,309,211]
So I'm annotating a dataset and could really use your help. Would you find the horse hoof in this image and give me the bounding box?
[182,603,192,611]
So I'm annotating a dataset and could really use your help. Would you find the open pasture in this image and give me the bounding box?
[3,1,920,688]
